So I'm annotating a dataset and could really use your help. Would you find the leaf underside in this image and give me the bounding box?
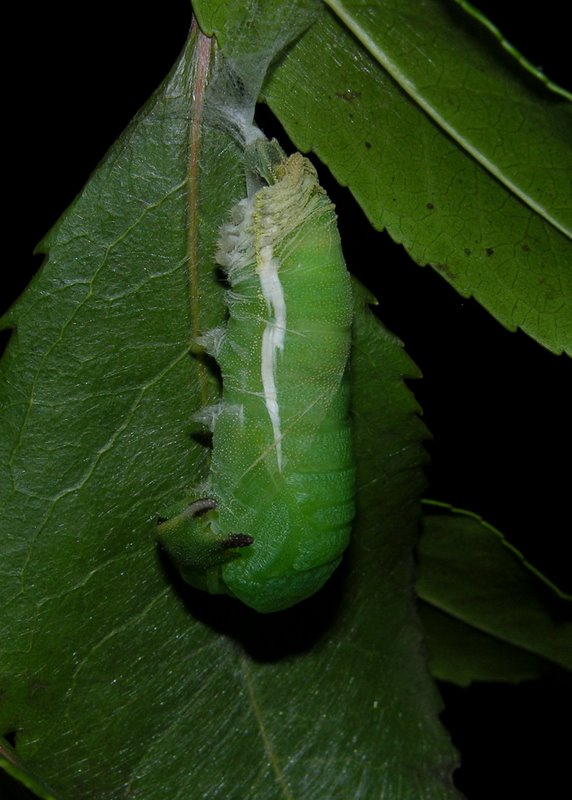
[416,504,572,686]
[263,0,572,355]
[1,20,460,800]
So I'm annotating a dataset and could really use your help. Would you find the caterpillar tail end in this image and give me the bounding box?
[156,500,253,595]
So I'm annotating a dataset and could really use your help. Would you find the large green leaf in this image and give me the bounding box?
[263,0,572,355]
[1,19,460,800]
[416,504,572,685]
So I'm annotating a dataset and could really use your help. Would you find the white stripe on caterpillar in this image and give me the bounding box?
[258,241,286,471]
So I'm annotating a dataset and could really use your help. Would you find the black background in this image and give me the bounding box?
[5,2,571,798]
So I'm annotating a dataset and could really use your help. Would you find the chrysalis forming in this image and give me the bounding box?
[158,142,354,613]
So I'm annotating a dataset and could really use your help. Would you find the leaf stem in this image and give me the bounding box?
[187,21,215,406]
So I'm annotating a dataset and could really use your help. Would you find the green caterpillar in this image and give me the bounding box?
[158,142,354,613]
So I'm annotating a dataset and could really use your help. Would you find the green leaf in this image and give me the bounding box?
[263,0,572,355]
[1,21,460,800]
[193,0,320,54]
[416,503,572,686]
[417,604,557,687]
